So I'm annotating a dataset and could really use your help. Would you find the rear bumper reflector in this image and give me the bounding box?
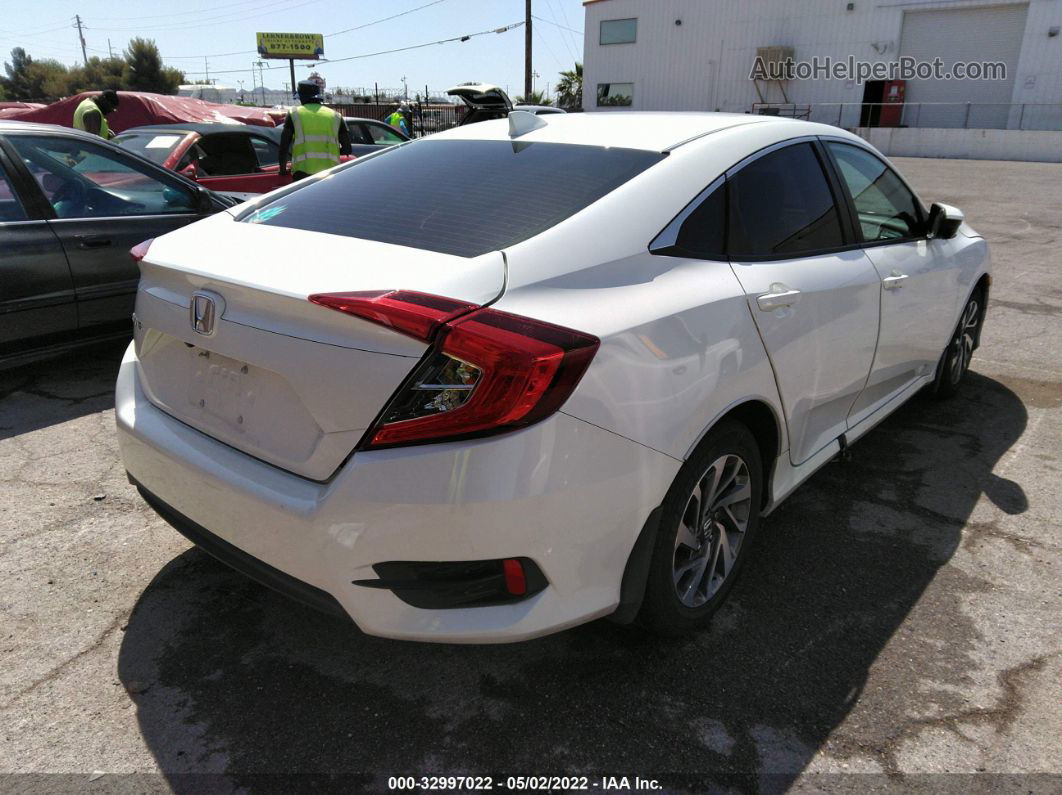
[354,558,548,609]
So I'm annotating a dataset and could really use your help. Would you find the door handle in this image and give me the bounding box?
[883,272,909,290]
[77,235,112,249]
[756,284,802,312]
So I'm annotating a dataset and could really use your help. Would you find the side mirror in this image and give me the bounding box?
[179,163,197,179]
[927,202,964,240]
[194,186,215,214]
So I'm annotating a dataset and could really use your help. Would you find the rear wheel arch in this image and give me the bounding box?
[611,399,781,625]
[685,399,782,510]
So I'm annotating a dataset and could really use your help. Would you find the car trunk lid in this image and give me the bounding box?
[132,216,506,480]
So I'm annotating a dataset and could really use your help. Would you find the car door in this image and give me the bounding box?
[5,132,203,336]
[0,142,77,356]
[189,132,291,195]
[725,140,882,466]
[823,140,958,425]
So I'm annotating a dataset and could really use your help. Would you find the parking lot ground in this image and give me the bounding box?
[1,157,1061,793]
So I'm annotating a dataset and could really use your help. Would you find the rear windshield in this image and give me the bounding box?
[241,139,666,257]
[114,132,184,164]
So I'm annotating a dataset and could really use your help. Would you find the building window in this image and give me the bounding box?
[600,18,637,45]
[597,83,634,107]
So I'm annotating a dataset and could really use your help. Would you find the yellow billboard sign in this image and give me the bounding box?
[256,32,324,60]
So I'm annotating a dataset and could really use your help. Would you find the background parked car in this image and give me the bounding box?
[0,121,233,368]
[446,83,566,125]
[114,123,291,198]
[343,117,410,152]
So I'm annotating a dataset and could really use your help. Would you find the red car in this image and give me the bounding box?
[114,123,291,198]
[116,119,408,198]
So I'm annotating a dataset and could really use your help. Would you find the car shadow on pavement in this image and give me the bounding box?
[117,371,1028,791]
[0,341,127,440]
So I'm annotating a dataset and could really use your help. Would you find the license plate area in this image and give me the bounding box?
[188,348,257,431]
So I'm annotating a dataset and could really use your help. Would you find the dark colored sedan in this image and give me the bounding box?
[0,120,233,368]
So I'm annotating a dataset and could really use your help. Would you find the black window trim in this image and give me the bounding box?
[0,134,54,221]
[818,135,930,249]
[600,17,638,45]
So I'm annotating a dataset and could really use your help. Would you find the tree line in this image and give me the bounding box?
[0,40,185,101]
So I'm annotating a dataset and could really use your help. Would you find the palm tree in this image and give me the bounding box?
[514,89,552,106]
[556,62,583,110]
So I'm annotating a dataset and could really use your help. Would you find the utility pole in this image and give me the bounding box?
[524,0,532,99]
[74,14,88,65]
[107,38,113,59]
[204,57,210,84]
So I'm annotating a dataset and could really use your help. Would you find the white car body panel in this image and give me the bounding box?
[116,112,992,641]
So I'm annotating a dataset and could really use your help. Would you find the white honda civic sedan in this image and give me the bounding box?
[116,112,990,642]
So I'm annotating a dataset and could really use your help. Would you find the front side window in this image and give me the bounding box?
[7,135,196,219]
[827,142,924,242]
[727,143,845,258]
[243,139,665,258]
[600,18,637,45]
[0,161,28,222]
[597,83,634,107]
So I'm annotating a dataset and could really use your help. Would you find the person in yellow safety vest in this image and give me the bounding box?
[385,102,410,136]
[279,80,352,181]
[72,90,119,138]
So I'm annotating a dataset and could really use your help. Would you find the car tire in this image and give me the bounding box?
[935,291,983,399]
[639,419,763,636]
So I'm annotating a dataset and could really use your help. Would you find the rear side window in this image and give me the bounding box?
[114,132,183,165]
[244,140,665,258]
[728,143,845,258]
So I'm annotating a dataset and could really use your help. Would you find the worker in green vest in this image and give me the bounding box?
[279,81,352,181]
[72,90,119,138]
[385,102,410,136]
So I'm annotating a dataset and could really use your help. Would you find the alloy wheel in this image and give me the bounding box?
[673,453,753,608]
[949,298,980,384]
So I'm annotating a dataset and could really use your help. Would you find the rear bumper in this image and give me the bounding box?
[116,343,679,643]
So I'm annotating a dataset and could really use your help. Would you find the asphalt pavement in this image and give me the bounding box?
[1,157,1060,793]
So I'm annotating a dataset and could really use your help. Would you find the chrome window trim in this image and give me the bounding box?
[46,213,198,224]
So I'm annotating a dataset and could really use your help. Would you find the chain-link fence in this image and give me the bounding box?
[752,102,1062,131]
[330,101,467,138]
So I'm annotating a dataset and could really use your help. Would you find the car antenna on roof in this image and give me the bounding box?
[508,110,548,138]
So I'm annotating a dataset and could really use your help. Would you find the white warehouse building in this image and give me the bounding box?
[581,0,1062,133]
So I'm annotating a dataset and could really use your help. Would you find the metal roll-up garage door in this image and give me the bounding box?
[899,3,1028,129]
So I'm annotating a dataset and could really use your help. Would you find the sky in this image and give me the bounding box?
[1,0,586,99]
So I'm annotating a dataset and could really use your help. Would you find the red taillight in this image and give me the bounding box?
[130,238,154,264]
[503,559,527,596]
[308,290,600,449]
[308,291,479,342]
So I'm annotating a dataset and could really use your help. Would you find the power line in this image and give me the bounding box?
[326,0,450,38]
[531,15,582,36]
[305,21,524,67]
[85,0,326,33]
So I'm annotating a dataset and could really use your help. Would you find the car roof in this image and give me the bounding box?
[427,112,849,152]
[343,117,388,124]
[118,122,279,137]
[0,119,102,138]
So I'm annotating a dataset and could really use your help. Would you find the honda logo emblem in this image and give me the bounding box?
[190,292,222,336]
